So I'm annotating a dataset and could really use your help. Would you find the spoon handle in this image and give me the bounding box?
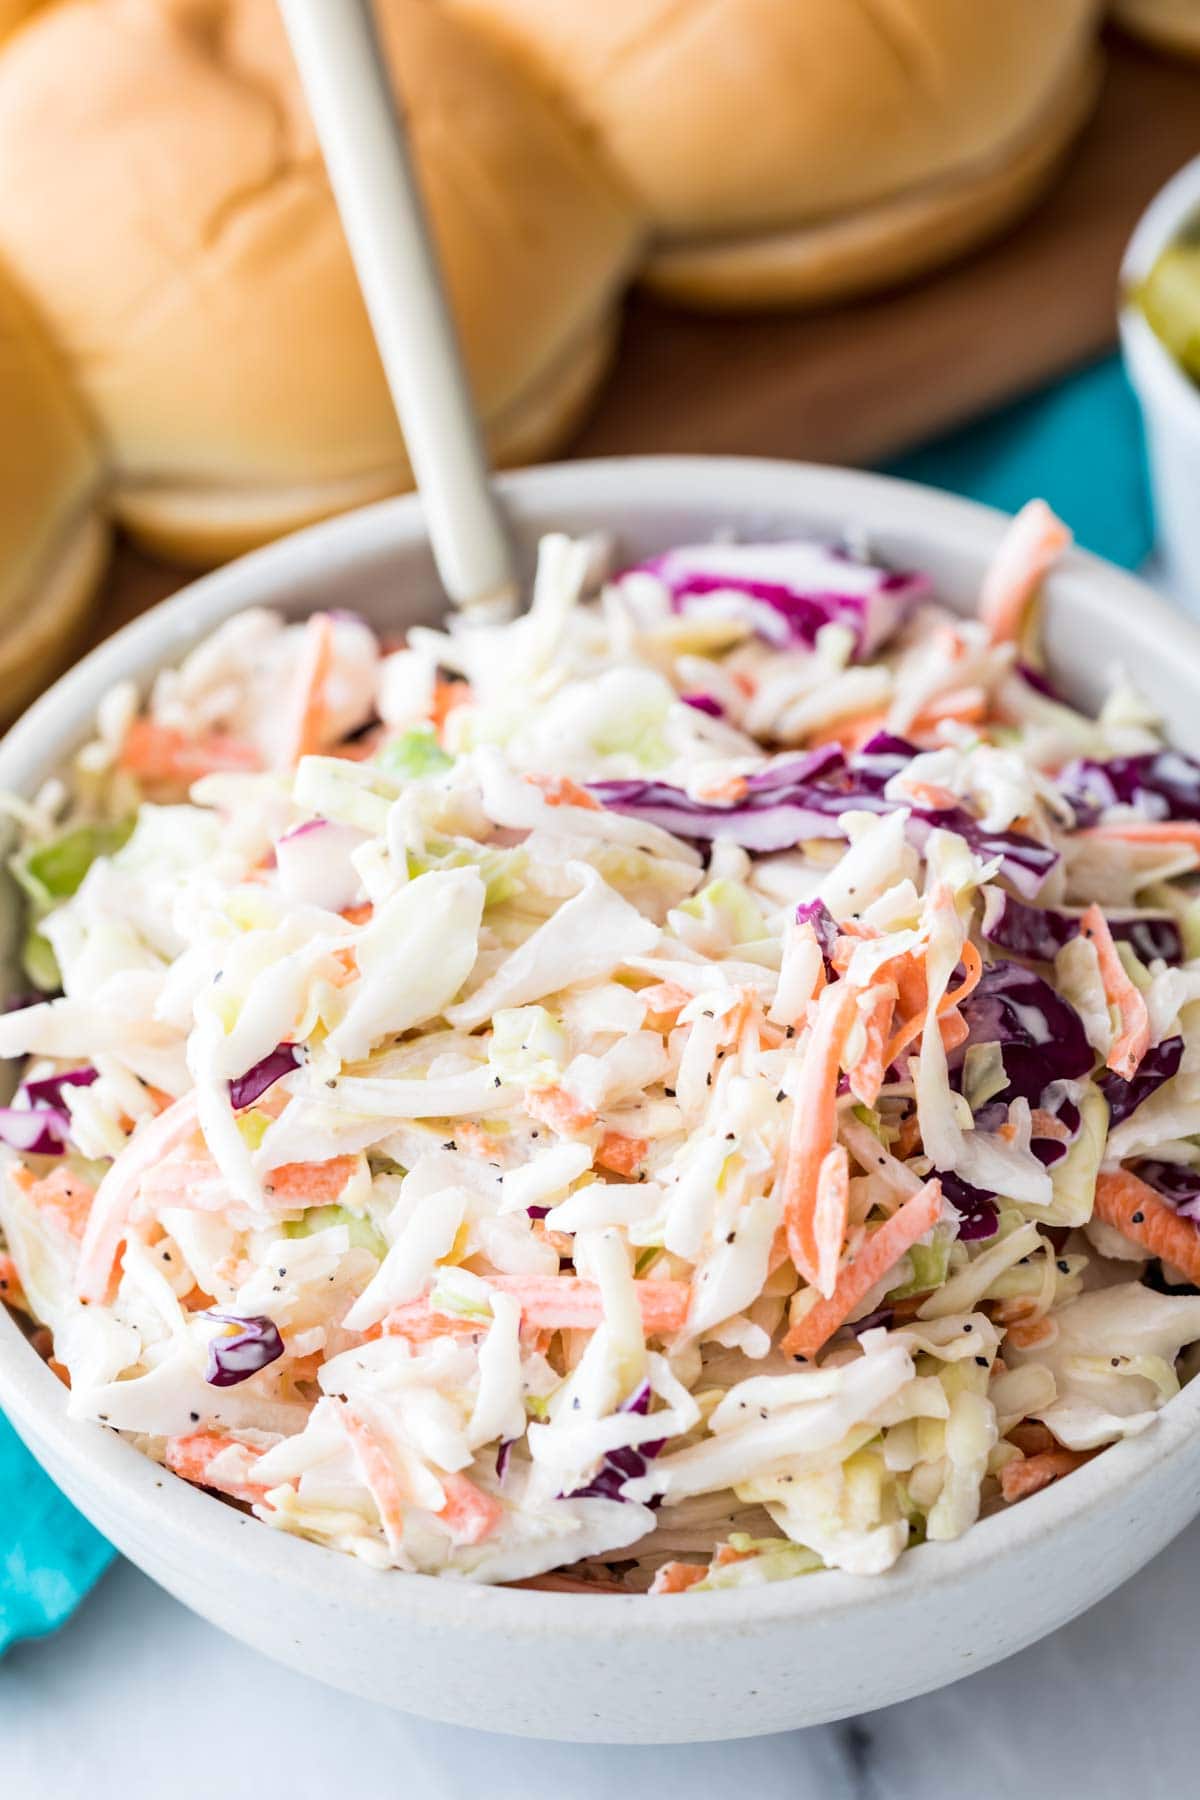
[278,0,516,613]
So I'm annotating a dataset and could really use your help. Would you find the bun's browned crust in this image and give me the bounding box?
[1111,0,1200,61]
[645,49,1103,310]
[0,265,107,715]
[0,0,640,563]
[451,0,1103,309]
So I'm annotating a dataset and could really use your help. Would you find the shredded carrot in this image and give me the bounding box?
[813,1143,850,1300]
[1093,1167,1200,1283]
[847,986,896,1108]
[638,981,692,1032]
[1003,1316,1057,1351]
[1007,1421,1057,1457]
[454,1120,497,1159]
[340,902,374,926]
[329,945,358,986]
[263,1156,358,1204]
[0,1251,27,1312]
[917,686,988,730]
[436,1471,503,1545]
[20,1166,96,1241]
[382,1280,689,1340]
[375,1305,485,1345]
[1030,1107,1073,1144]
[524,1085,597,1134]
[1079,904,1151,1081]
[333,1399,409,1556]
[119,720,262,784]
[489,1274,689,1333]
[711,1541,755,1568]
[526,773,601,811]
[808,689,988,755]
[895,1110,922,1158]
[781,1178,943,1358]
[650,1561,708,1595]
[596,1131,648,1178]
[483,1275,688,1334]
[979,499,1071,646]
[906,779,961,812]
[781,979,860,1292]
[999,1447,1094,1504]
[331,726,384,763]
[76,1092,200,1304]
[883,941,981,1070]
[431,677,471,740]
[165,1431,268,1505]
[1077,821,1200,861]
[807,711,889,754]
[280,612,335,768]
[694,773,749,805]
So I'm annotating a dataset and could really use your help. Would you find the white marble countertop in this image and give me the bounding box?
[3,1516,1195,1799]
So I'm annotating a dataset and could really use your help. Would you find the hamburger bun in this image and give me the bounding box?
[0,0,639,565]
[0,264,108,718]
[1110,0,1200,61]
[449,0,1104,310]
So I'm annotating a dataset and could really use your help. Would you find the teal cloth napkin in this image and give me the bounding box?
[1,1410,113,1653]
[889,352,1153,570]
[0,350,1154,1654]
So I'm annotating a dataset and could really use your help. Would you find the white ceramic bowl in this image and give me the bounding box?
[1120,154,1200,609]
[4,458,1200,1744]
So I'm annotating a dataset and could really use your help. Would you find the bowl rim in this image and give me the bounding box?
[4,451,1200,1638]
[1118,151,1200,434]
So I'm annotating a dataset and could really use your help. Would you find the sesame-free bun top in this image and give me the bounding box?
[449,0,1103,307]
[0,0,640,564]
[0,262,107,717]
[1111,0,1200,60]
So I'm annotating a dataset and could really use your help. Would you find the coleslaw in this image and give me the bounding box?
[5,503,1200,1593]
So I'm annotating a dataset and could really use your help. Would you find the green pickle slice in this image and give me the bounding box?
[1136,235,1200,382]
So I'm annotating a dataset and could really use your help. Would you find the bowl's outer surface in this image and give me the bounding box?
[1119,153,1200,610]
[4,458,1200,1742]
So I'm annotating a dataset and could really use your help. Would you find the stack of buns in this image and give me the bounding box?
[1112,0,1200,60]
[0,0,1108,710]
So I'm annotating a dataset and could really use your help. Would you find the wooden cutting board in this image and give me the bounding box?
[91,29,1200,643]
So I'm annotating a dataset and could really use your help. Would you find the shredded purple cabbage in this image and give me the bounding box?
[680,693,725,719]
[1098,1036,1184,1129]
[637,544,929,661]
[1060,750,1200,825]
[21,1066,98,1110]
[1132,1159,1200,1221]
[562,1381,665,1504]
[984,892,1183,967]
[1016,662,1063,702]
[0,1067,98,1156]
[937,1170,1001,1241]
[229,1044,301,1111]
[795,898,839,976]
[203,1312,285,1386]
[848,1307,896,1335]
[495,1437,515,1483]
[957,961,1093,1105]
[590,741,1058,896]
[0,1105,72,1156]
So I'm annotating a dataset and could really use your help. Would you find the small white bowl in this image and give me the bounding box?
[1120,154,1200,608]
[4,458,1200,1744]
